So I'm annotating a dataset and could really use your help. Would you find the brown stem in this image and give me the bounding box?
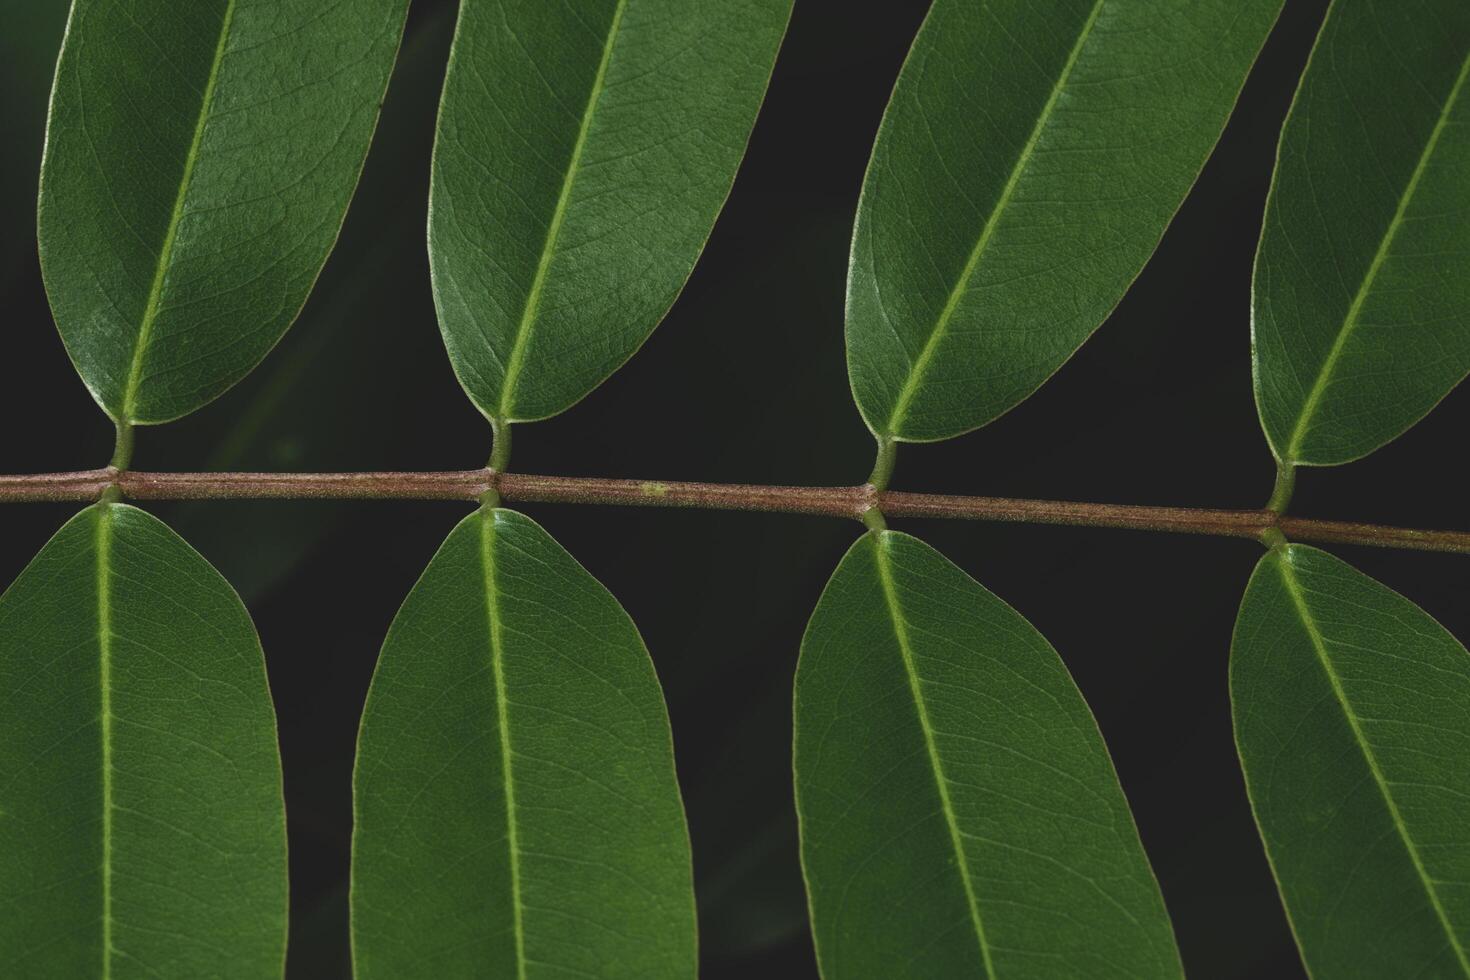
[0,468,1466,556]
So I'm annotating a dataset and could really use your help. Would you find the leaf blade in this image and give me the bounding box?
[1231,545,1470,977]
[0,504,288,977]
[38,0,411,424]
[846,0,1282,442]
[351,508,696,978]
[1252,0,1470,465]
[428,0,791,423]
[794,531,1181,978]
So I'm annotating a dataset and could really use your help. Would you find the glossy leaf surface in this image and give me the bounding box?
[429,0,791,423]
[1232,545,1470,977]
[846,0,1281,442]
[794,530,1181,978]
[1252,1,1470,465]
[38,0,410,424]
[0,504,287,976]
[351,508,695,978]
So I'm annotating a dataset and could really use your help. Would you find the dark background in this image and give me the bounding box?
[3,1,1467,976]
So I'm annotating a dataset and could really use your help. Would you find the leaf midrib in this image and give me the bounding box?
[1282,45,1470,463]
[1277,552,1470,975]
[882,0,1106,438]
[95,504,115,979]
[118,0,239,424]
[480,511,527,980]
[871,533,995,978]
[495,0,628,423]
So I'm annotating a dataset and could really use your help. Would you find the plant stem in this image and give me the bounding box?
[0,468,1466,555]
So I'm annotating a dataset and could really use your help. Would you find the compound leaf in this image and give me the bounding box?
[794,530,1181,978]
[1252,0,1470,466]
[1232,544,1470,978]
[847,0,1281,442]
[0,504,287,977]
[38,0,411,424]
[429,0,791,424]
[351,508,695,978]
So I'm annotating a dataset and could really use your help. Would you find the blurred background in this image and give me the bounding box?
[3,0,1467,976]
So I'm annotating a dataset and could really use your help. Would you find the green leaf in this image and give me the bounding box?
[1252,1,1470,466]
[794,530,1181,978]
[351,508,696,978]
[1231,544,1470,977]
[38,0,411,424]
[846,0,1281,443]
[0,504,287,976]
[429,0,791,424]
